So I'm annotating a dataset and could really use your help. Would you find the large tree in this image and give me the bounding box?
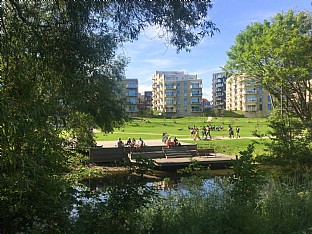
[225,10,312,130]
[0,0,218,232]
[225,10,312,173]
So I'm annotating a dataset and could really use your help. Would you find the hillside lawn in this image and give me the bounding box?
[95,116,271,156]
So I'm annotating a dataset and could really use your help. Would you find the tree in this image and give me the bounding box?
[0,0,218,232]
[225,10,312,135]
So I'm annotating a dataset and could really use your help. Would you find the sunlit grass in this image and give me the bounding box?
[95,116,270,141]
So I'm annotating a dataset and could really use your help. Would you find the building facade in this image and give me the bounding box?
[152,71,203,117]
[226,75,273,117]
[144,91,153,109]
[212,72,227,115]
[122,79,139,116]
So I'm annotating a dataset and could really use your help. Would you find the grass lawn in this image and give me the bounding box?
[183,138,270,156]
[95,116,271,156]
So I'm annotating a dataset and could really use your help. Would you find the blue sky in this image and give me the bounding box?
[119,0,311,100]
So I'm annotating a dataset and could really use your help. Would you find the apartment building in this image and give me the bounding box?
[137,91,153,111]
[144,91,153,109]
[212,72,227,114]
[152,71,203,117]
[122,79,139,116]
[226,75,273,117]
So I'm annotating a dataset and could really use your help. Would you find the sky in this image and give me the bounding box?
[118,0,311,100]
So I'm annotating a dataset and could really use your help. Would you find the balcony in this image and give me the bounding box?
[165,108,177,113]
[191,92,202,96]
[165,85,176,89]
[191,108,203,112]
[190,84,202,89]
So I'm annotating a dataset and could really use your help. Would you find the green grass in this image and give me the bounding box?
[183,138,270,156]
[95,116,271,155]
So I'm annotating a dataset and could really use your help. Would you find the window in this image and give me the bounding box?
[259,95,263,102]
[191,91,200,96]
[166,91,174,96]
[128,97,137,104]
[184,98,187,104]
[129,106,137,111]
[268,95,271,102]
[176,83,180,89]
[166,99,174,104]
[184,90,188,96]
[259,104,263,110]
[166,84,175,89]
[191,106,202,112]
[184,83,187,89]
[246,105,257,111]
[268,104,272,110]
[127,82,137,88]
[192,83,200,88]
[246,87,256,94]
[127,90,137,96]
[177,91,180,96]
[246,96,257,102]
[259,87,263,94]
[246,80,256,85]
[191,98,200,104]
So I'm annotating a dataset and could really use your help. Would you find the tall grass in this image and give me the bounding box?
[128,177,312,234]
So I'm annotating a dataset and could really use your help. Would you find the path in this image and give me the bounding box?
[96,136,267,148]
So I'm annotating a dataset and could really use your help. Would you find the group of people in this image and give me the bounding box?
[162,132,181,147]
[228,125,240,138]
[189,125,213,140]
[116,137,145,151]
[188,124,241,140]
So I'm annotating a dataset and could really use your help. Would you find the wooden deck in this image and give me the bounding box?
[153,153,236,170]
[90,140,236,170]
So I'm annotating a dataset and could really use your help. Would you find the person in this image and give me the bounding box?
[136,137,144,151]
[162,132,168,143]
[193,128,201,140]
[236,126,240,138]
[206,125,212,139]
[126,137,131,146]
[166,136,175,147]
[173,136,181,147]
[228,125,234,138]
[116,138,124,148]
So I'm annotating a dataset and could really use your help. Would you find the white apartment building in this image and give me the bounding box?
[152,71,203,117]
[226,75,273,117]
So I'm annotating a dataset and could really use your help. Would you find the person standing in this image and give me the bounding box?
[236,126,240,138]
[228,125,234,138]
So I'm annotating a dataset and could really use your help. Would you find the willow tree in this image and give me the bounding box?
[0,0,218,232]
[225,10,312,173]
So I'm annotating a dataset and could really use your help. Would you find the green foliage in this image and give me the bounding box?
[257,110,312,176]
[225,10,312,127]
[123,155,155,178]
[73,174,158,234]
[229,144,265,204]
[0,1,218,232]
